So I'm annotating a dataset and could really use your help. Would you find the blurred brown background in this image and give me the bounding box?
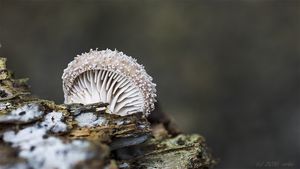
[0,0,299,169]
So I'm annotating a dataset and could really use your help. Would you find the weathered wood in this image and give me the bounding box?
[0,57,215,169]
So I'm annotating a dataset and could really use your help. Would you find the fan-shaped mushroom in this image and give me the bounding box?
[62,49,157,116]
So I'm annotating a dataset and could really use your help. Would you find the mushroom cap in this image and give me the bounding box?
[62,49,157,116]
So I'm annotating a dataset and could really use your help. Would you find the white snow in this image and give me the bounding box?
[75,112,106,127]
[3,127,93,169]
[40,112,67,133]
[2,110,94,169]
[0,102,12,110]
[0,104,44,123]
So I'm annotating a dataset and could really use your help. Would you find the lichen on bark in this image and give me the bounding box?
[0,57,216,169]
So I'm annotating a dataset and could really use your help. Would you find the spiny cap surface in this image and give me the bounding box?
[62,49,157,116]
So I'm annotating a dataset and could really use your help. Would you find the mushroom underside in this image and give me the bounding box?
[66,70,144,116]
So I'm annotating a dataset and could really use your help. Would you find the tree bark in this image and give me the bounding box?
[0,57,216,169]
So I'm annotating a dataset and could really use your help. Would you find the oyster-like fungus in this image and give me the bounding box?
[62,49,157,116]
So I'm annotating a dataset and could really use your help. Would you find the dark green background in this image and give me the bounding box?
[1,1,299,169]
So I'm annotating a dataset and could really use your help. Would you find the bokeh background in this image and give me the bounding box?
[0,1,299,169]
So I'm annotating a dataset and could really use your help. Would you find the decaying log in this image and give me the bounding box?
[0,57,216,169]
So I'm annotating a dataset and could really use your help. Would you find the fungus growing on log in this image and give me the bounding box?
[62,49,157,116]
[0,56,216,169]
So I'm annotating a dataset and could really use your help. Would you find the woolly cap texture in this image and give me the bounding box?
[62,49,157,116]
